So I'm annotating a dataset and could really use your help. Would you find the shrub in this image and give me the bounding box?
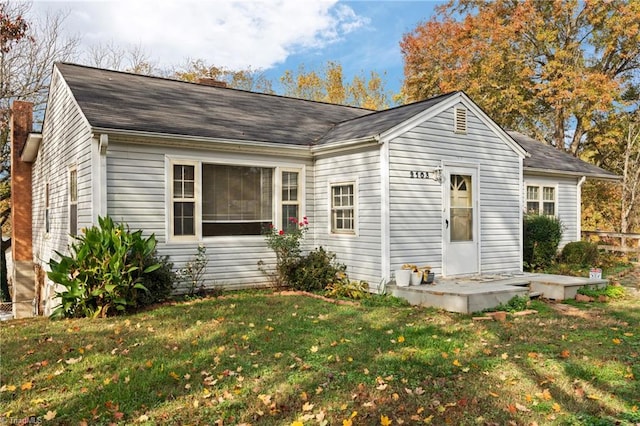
[48,216,160,319]
[561,241,599,266]
[523,214,563,271]
[136,251,176,307]
[290,247,346,292]
[176,244,208,296]
[260,217,309,287]
[325,274,369,300]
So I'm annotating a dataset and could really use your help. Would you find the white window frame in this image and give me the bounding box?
[329,180,357,235]
[45,182,50,234]
[167,157,304,241]
[69,165,78,236]
[525,183,557,216]
[280,168,302,230]
[170,161,199,241]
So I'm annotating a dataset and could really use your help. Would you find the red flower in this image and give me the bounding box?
[268,223,274,229]
[288,217,297,223]
[278,230,285,235]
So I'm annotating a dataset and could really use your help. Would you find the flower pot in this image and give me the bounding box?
[395,269,411,287]
[426,272,435,284]
[410,271,423,286]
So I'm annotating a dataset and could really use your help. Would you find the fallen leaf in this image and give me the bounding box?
[21,382,33,391]
[43,410,57,420]
[381,414,392,426]
[560,350,570,359]
[302,402,314,411]
[397,336,405,343]
[612,338,621,345]
[310,345,319,353]
[552,403,561,412]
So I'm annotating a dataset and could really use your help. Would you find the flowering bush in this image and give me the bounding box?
[261,217,308,287]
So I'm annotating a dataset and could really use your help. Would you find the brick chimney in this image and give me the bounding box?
[10,101,35,318]
[196,77,227,88]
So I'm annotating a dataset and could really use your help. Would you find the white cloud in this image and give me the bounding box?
[29,0,369,70]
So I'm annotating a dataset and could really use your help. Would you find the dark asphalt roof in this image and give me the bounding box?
[55,62,372,146]
[317,92,457,144]
[509,131,619,180]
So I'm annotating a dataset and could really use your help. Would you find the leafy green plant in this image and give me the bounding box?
[561,241,599,266]
[48,216,160,319]
[491,295,530,313]
[325,273,370,300]
[523,214,563,271]
[578,285,626,300]
[136,251,176,307]
[176,244,208,296]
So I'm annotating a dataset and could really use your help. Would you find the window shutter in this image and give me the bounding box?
[454,106,467,134]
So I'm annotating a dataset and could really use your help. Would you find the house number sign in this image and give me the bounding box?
[409,171,430,179]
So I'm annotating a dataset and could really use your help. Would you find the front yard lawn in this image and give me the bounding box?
[1,291,639,425]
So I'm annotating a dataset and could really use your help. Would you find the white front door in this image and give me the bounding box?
[443,165,479,276]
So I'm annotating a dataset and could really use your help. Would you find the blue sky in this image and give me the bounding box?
[31,1,442,97]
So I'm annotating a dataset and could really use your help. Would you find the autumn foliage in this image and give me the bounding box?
[400,0,640,156]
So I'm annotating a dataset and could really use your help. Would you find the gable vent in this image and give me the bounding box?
[454,106,467,134]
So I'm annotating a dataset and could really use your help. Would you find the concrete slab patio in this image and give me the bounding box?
[388,273,608,314]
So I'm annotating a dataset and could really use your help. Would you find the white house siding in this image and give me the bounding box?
[32,69,93,272]
[388,104,523,276]
[524,173,579,248]
[313,146,383,287]
[105,137,313,291]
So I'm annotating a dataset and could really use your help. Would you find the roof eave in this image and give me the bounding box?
[90,127,312,157]
[524,166,621,181]
[311,135,381,156]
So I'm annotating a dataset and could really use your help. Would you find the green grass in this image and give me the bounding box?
[1,291,639,425]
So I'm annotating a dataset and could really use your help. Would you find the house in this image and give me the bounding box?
[9,63,618,317]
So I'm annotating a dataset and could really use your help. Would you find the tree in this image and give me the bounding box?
[280,61,391,110]
[400,0,640,155]
[0,0,78,301]
[85,40,163,76]
[173,58,274,93]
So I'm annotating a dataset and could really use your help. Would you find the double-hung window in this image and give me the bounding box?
[330,182,355,234]
[69,167,78,236]
[526,184,556,216]
[281,170,300,230]
[45,183,50,234]
[172,164,196,236]
[170,161,302,238]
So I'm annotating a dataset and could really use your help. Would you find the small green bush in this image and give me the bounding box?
[325,274,370,300]
[48,216,160,319]
[136,251,176,307]
[290,246,346,292]
[561,241,599,266]
[523,214,563,271]
[492,295,530,313]
[578,285,626,300]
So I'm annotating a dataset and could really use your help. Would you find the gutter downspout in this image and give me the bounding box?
[577,176,586,241]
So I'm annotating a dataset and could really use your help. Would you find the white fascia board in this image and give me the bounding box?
[524,167,621,181]
[90,126,312,159]
[20,133,42,162]
[310,136,381,156]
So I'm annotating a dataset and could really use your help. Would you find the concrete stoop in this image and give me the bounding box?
[389,273,609,314]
